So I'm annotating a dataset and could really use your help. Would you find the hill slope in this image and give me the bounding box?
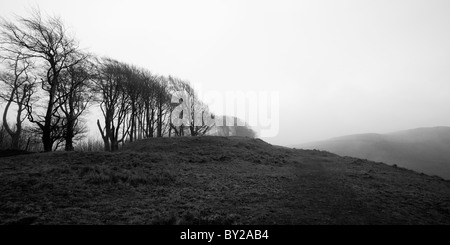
[1,136,449,225]
[298,127,450,179]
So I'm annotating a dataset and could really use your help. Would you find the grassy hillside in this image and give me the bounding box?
[298,127,450,179]
[1,136,450,225]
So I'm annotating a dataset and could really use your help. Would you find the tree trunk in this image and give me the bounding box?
[42,131,53,152]
[149,109,155,137]
[2,89,21,150]
[25,137,31,152]
[103,139,110,151]
[157,103,163,137]
[130,103,136,142]
[11,134,20,150]
[65,137,74,151]
[111,139,119,151]
[65,120,74,151]
[42,81,57,152]
[97,119,110,152]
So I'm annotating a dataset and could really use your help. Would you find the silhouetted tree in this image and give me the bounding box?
[168,77,214,136]
[155,76,171,137]
[0,9,86,151]
[94,58,132,151]
[139,70,158,138]
[0,52,36,149]
[57,55,93,151]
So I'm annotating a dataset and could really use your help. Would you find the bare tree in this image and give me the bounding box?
[90,59,215,149]
[94,58,131,152]
[189,100,215,136]
[155,76,171,137]
[0,52,36,149]
[167,76,189,136]
[139,70,158,138]
[57,55,93,151]
[122,64,142,142]
[0,9,86,151]
[168,77,214,136]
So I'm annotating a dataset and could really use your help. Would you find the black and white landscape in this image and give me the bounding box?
[1,136,450,225]
[298,127,450,179]
[0,0,450,226]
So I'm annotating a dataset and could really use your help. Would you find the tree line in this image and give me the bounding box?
[0,10,255,152]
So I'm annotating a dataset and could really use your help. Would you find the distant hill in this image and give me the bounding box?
[297,127,450,179]
[1,136,449,225]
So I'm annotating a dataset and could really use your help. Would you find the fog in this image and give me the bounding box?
[1,0,450,146]
[298,127,450,179]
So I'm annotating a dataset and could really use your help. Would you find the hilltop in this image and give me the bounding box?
[298,127,450,179]
[1,136,449,225]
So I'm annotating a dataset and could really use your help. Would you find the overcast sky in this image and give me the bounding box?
[1,0,450,146]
